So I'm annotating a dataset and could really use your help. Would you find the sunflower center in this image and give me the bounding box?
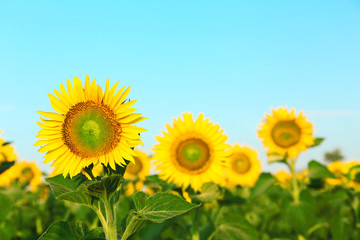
[62,101,121,158]
[271,120,301,148]
[232,153,251,174]
[333,170,343,179]
[126,157,143,175]
[175,138,211,174]
[22,167,34,182]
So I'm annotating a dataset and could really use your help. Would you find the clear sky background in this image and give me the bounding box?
[0,1,359,173]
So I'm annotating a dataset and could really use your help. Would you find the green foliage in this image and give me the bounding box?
[38,221,76,240]
[2,158,360,240]
[86,175,123,200]
[133,191,200,223]
[0,192,12,222]
[191,182,221,203]
[250,173,276,200]
[82,228,106,240]
[308,160,335,179]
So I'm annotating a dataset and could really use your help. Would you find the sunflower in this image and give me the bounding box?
[274,169,292,188]
[0,161,42,192]
[258,107,315,159]
[326,161,350,185]
[0,131,17,162]
[225,144,261,187]
[296,169,309,184]
[16,161,43,192]
[124,149,151,180]
[34,75,146,178]
[123,150,151,196]
[152,112,230,191]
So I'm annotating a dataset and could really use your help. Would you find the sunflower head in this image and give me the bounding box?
[258,107,315,160]
[152,112,230,191]
[226,144,262,187]
[326,161,349,185]
[34,76,146,178]
[124,149,151,180]
[274,169,292,188]
[0,131,17,163]
[0,161,42,192]
[18,161,43,192]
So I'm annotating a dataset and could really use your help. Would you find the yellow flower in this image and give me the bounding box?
[225,144,261,187]
[124,149,151,181]
[153,113,230,191]
[274,169,292,188]
[296,169,309,184]
[124,181,143,196]
[34,75,146,178]
[327,161,350,185]
[0,131,17,162]
[0,161,42,192]
[258,107,315,159]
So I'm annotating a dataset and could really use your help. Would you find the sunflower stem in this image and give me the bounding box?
[104,197,117,240]
[191,207,200,240]
[92,204,108,237]
[288,158,300,203]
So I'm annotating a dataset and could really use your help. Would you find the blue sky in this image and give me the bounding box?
[0,1,359,173]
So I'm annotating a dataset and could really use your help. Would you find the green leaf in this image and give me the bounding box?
[86,174,123,200]
[134,192,200,223]
[133,191,148,211]
[46,174,95,205]
[191,182,220,203]
[250,173,276,200]
[82,227,105,240]
[38,221,76,240]
[286,201,314,234]
[57,184,92,206]
[309,138,325,148]
[308,160,335,179]
[213,207,258,240]
[0,161,15,174]
[75,221,89,238]
[45,174,88,197]
[0,193,12,222]
[214,223,259,240]
[122,209,146,240]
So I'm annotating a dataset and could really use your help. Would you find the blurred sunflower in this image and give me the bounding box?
[123,150,151,196]
[327,161,350,185]
[258,107,315,159]
[34,75,146,178]
[296,169,309,184]
[0,161,42,192]
[274,169,292,188]
[0,131,17,162]
[124,149,150,180]
[16,161,43,192]
[152,112,230,191]
[226,144,261,187]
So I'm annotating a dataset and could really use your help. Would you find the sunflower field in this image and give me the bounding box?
[1,76,360,240]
